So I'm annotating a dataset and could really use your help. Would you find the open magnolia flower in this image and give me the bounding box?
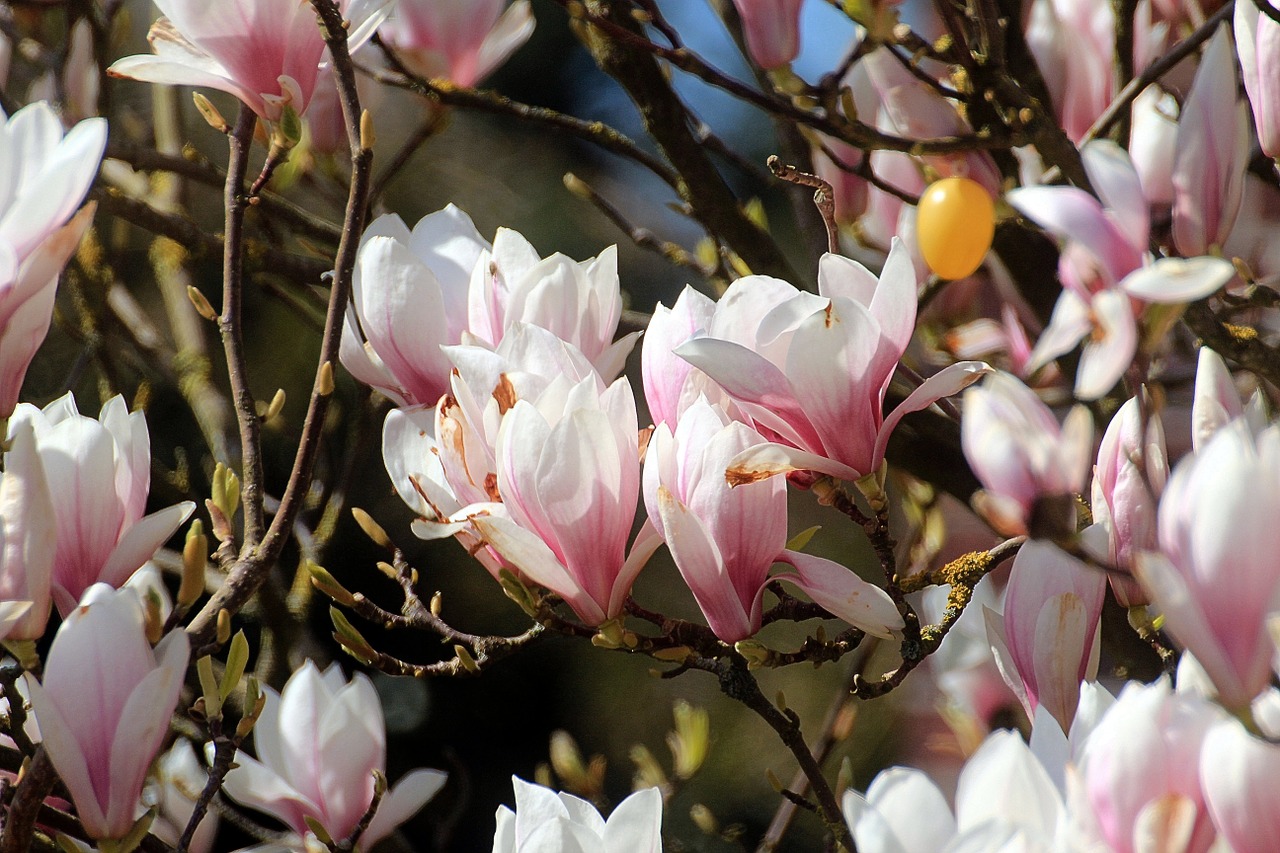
[1009,140,1234,399]
[9,394,194,615]
[676,238,987,487]
[342,205,637,410]
[472,373,660,626]
[492,777,663,852]
[218,661,447,848]
[107,0,393,125]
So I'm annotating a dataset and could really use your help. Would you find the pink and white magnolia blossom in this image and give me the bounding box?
[1171,26,1250,257]
[641,286,736,429]
[492,777,662,853]
[341,206,491,408]
[1200,716,1280,853]
[27,584,189,840]
[1135,422,1280,710]
[1071,678,1221,853]
[107,0,393,124]
[8,394,195,615]
[1089,394,1166,606]
[218,661,447,848]
[731,0,804,69]
[379,0,534,87]
[1009,140,1233,399]
[844,728,1065,852]
[961,371,1093,538]
[677,239,988,488]
[1235,0,1280,160]
[0,102,105,418]
[472,373,661,626]
[1026,0,1115,142]
[384,324,601,579]
[342,206,637,408]
[985,540,1105,733]
[644,399,903,642]
[0,422,56,641]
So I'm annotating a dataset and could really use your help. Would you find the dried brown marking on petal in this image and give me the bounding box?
[823,300,837,328]
[725,465,778,487]
[484,472,501,502]
[636,426,654,462]
[494,374,518,414]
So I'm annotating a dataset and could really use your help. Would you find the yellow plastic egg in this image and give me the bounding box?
[916,177,995,280]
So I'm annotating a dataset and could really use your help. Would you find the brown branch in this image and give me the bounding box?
[576,1,801,283]
[218,104,268,545]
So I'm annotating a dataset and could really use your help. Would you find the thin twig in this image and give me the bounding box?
[219,104,268,546]
[767,156,839,255]
[1083,0,1235,144]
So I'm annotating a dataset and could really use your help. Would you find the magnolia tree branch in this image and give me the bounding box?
[187,0,370,646]
[576,0,802,283]
[218,104,268,545]
[759,642,877,851]
[0,748,56,853]
[367,41,682,191]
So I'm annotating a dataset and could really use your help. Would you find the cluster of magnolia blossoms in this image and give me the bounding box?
[947,345,1280,848]
[844,673,1280,852]
[349,207,968,640]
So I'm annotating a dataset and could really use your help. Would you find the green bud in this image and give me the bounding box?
[220,630,250,701]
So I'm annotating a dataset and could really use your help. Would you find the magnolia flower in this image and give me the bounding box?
[1026,0,1115,142]
[0,102,105,418]
[0,422,56,641]
[27,584,190,840]
[731,0,804,69]
[219,661,447,848]
[1235,0,1280,159]
[341,207,490,408]
[384,324,601,579]
[379,0,534,87]
[1136,423,1280,710]
[472,374,660,625]
[960,371,1093,538]
[844,729,1064,852]
[107,0,392,125]
[9,394,195,614]
[1171,26,1249,257]
[1200,717,1280,853]
[985,540,1105,733]
[677,239,987,487]
[1072,678,1221,853]
[492,777,662,852]
[644,399,903,642]
[1089,394,1166,606]
[342,207,637,408]
[1009,141,1233,399]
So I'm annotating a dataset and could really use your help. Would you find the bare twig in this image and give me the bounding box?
[767,156,839,255]
[218,104,268,545]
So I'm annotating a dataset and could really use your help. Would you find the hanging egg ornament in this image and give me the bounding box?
[916,177,995,280]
